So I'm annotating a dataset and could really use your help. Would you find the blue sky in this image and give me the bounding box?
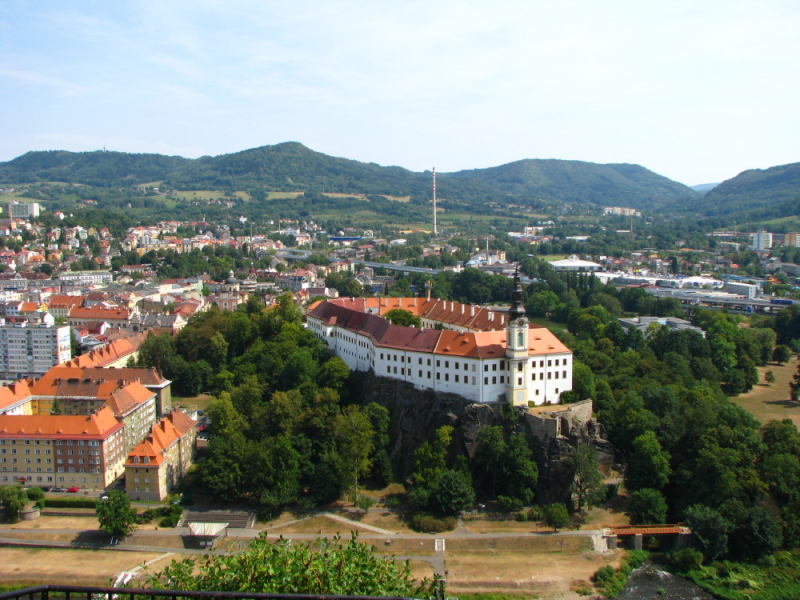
[1,1,798,186]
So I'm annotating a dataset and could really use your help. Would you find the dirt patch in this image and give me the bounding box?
[1,515,99,530]
[733,360,800,427]
[0,547,165,586]
[447,535,591,554]
[445,549,619,597]
[370,538,436,556]
[266,515,364,534]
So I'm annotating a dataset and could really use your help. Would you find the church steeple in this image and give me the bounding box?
[509,266,526,322]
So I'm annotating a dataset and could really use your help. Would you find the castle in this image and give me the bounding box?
[306,273,572,405]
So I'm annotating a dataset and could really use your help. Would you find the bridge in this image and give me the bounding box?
[605,524,691,550]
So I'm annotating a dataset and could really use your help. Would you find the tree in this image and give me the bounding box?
[568,444,604,511]
[544,503,570,531]
[0,484,28,522]
[431,469,475,516]
[790,363,800,401]
[383,308,421,328]
[628,488,667,525]
[96,490,137,538]
[335,405,374,494]
[626,431,671,491]
[144,533,444,599]
[773,344,792,365]
[685,505,730,562]
[765,370,776,384]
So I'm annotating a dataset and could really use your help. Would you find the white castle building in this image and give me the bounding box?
[306,272,572,405]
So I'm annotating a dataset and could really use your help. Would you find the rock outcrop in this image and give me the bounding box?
[352,372,614,502]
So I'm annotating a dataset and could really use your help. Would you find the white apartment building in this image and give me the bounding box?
[752,231,773,251]
[0,320,72,379]
[307,274,572,406]
[57,271,114,285]
[7,202,40,219]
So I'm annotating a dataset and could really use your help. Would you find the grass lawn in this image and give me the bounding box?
[171,393,215,413]
[731,359,800,427]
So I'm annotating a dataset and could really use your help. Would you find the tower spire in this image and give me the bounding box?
[509,266,526,321]
[432,167,437,236]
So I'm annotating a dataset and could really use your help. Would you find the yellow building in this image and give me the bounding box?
[125,410,196,501]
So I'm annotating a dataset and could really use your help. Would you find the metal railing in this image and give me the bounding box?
[0,586,415,600]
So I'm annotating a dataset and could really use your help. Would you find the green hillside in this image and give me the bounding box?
[0,150,189,186]
[449,159,696,209]
[0,142,698,210]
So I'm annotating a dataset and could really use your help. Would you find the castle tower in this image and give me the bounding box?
[505,267,529,406]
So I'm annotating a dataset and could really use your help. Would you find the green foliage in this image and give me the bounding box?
[685,505,731,562]
[0,485,28,522]
[669,547,704,572]
[96,490,138,538]
[25,487,44,502]
[407,513,457,534]
[43,497,97,508]
[543,503,570,531]
[431,469,475,516]
[591,551,649,598]
[772,344,792,365]
[383,308,421,327]
[628,488,668,525]
[143,532,444,599]
[568,443,605,511]
[626,431,671,491]
[683,551,800,600]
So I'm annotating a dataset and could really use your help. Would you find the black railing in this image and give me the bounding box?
[0,586,415,600]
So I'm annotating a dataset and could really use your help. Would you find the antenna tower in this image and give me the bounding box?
[432,167,437,236]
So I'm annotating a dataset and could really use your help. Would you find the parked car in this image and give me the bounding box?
[99,493,109,501]
[51,487,66,492]
[40,486,52,492]
[66,486,79,493]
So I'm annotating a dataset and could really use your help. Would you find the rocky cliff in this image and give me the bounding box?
[351,372,615,503]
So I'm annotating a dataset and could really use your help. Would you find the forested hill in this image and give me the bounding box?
[0,150,190,187]
[661,162,800,223]
[448,159,697,210]
[0,142,698,210]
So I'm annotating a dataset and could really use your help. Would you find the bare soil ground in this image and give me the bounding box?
[445,546,618,597]
[733,359,800,427]
[2,515,99,530]
[0,547,164,586]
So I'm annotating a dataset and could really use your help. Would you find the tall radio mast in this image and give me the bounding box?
[432,167,437,236]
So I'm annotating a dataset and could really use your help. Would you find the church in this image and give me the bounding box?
[306,272,572,405]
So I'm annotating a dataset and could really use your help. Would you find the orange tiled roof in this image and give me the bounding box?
[46,295,84,308]
[0,380,33,411]
[62,332,148,368]
[69,306,130,320]
[0,406,122,438]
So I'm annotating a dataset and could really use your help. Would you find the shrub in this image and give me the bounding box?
[35,498,45,510]
[515,511,528,522]
[407,513,456,533]
[525,506,544,521]
[44,498,97,508]
[497,495,523,512]
[159,504,184,528]
[385,494,403,509]
[354,494,375,511]
[26,487,44,501]
[669,548,703,573]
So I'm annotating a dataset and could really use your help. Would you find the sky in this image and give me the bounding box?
[1,1,798,187]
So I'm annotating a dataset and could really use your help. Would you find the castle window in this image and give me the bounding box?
[563,371,567,378]
[518,363,523,371]
[555,388,559,394]
[518,377,522,385]
[428,371,431,378]
[455,375,459,383]
[484,364,488,372]
[492,377,496,384]
[517,331,523,346]
[484,377,488,385]
[492,363,497,371]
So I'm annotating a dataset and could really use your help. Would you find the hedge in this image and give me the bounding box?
[43,497,97,508]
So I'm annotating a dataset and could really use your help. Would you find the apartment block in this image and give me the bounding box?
[0,320,71,379]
